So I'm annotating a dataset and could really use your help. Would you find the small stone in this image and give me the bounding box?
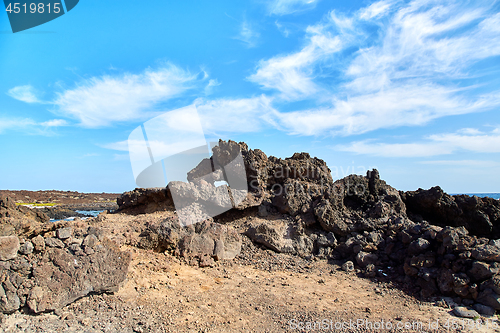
[198,254,215,268]
[44,237,65,248]
[0,284,20,313]
[453,306,479,318]
[18,241,34,255]
[31,235,45,252]
[468,261,494,281]
[472,244,500,262]
[82,234,98,249]
[408,238,430,255]
[365,264,377,278]
[258,205,268,217]
[84,247,95,255]
[63,312,75,320]
[477,288,500,310]
[0,236,20,261]
[473,303,495,316]
[341,261,354,272]
[435,299,447,308]
[56,227,72,240]
[214,239,225,261]
[356,251,378,268]
[68,244,81,253]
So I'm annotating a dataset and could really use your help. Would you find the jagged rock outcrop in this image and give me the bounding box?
[401,186,500,238]
[117,188,174,214]
[117,140,407,234]
[0,196,50,237]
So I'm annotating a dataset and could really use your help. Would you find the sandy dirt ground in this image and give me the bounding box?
[2,212,500,333]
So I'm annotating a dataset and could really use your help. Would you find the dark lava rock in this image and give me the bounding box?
[117,188,174,214]
[139,218,242,262]
[401,186,500,237]
[0,228,131,314]
[408,238,430,255]
[468,261,494,282]
[473,303,495,316]
[27,238,130,313]
[453,306,479,318]
[356,251,378,268]
[477,288,500,310]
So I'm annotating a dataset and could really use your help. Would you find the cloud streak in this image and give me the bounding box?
[195,95,276,134]
[7,85,43,104]
[0,116,68,135]
[336,128,500,157]
[52,64,199,128]
[267,0,321,15]
[234,19,260,48]
[251,0,500,136]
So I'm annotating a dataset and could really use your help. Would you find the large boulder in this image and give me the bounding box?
[0,227,131,314]
[245,220,336,256]
[28,238,130,313]
[245,220,297,253]
[401,186,500,237]
[117,188,174,214]
[138,218,242,263]
[314,199,350,236]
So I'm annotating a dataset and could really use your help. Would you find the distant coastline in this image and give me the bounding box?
[452,193,500,200]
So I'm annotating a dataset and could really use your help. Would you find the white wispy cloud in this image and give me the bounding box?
[251,0,500,135]
[7,85,42,104]
[195,95,276,134]
[100,140,130,152]
[359,0,394,20]
[234,19,260,48]
[0,117,68,135]
[336,128,500,157]
[273,86,500,135]
[204,79,221,95]
[275,21,291,37]
[268,0,320,15]
[40,119,68,127]
[53,64,198,128]
[419,160,500,167]
[102,96,277,152]
[248,17,344,100]
[0,117,36,133]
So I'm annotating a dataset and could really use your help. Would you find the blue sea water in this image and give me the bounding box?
[453,193,500,200]
[75,210,104,217]
[49,210,105,222]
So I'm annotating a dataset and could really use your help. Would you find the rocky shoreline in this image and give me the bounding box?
[1,140,500,332]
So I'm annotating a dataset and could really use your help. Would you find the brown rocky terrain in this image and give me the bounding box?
[0,190,120,221]
[0,190,119,206]
[1,140,500,332]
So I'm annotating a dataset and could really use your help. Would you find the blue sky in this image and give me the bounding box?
[1,0,500,193]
